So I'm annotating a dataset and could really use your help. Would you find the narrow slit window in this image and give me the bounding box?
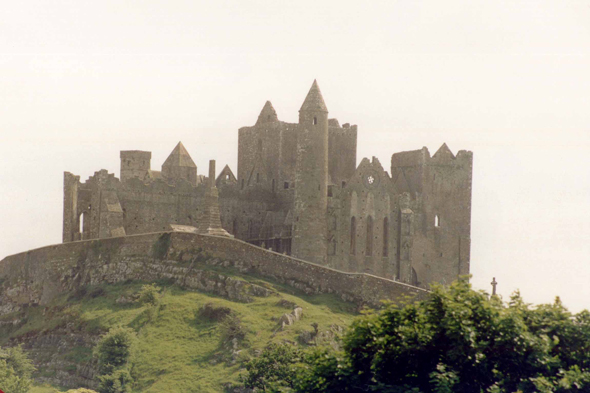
[383,217,389,257]
[313,117,317,125]
[435,215,440,227]
[350,216,356,255]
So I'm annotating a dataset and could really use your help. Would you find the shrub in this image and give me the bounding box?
[220,314,246,343]
[97,368,133,393]
[0,345,35,393]
[89,287,106,299]
[242,343,302,391]
[197,302,232,322]
[94,327,137,375]
[137,284,161,307]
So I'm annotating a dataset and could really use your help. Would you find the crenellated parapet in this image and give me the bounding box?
[59,81,472,291]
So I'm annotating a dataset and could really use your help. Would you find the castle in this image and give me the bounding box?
[62,81,472,289]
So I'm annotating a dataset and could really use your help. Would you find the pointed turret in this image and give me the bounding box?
[256,101,279,125]
[300,80,328,113]
[292,80,330,265]
[432,143,456,161]
[162,142,198,186]
[163,142,197,168]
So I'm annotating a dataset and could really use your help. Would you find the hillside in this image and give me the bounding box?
[0,232,426,392]
[1,276,358,392]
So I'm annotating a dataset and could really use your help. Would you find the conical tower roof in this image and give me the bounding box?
[256,101,279,125]
[162,142,196,168]
[300,80,328,113]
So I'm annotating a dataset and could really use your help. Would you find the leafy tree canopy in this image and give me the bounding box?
[0,345,35,393]
[94,326,137,376]
[245,279,590,393]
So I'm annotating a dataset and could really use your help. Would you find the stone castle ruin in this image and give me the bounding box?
[62,81,472,289]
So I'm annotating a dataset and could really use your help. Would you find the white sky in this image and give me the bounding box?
[1,0,590,311]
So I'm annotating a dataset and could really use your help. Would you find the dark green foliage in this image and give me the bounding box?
[220,314,246,343]
[137,284,161,307]
[242,344,302,392]
[259,279,590,393]
[97,368,133,393]
[0,345,35,393]
[94,327,137,375]
[198,302,232,322]
[152,233,171,260]
[89,287,106,299]
[69,286,88,301]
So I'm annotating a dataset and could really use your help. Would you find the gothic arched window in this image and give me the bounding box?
[350,216,356,255]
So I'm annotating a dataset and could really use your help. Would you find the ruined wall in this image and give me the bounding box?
[237,120,298,193]
[60,81,472,290]
[120,151,152,183]
[0,232,428,315]
[390,145,473,287]
[63,170,213,242]
[62,172,80,243]
[330,157,399,279]
[328,121,357,188]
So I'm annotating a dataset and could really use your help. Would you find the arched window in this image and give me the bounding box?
[366,215,373,256]
[350,216,356,255]
[78,212,85,234]
[383,217,389,257]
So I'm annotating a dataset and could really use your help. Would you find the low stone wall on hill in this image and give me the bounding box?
[0,232,428,316]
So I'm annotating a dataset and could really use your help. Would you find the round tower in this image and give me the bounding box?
[292,80,329,264]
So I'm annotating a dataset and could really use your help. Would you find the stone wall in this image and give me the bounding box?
[0,232,428,316]
[391,144,473,287]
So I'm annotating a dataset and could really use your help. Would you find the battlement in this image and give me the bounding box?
[60,81,472,290]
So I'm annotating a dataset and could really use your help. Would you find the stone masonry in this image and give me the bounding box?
[61,81,473,289]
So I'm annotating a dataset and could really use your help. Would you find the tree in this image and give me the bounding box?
[94,326,136,393]
[242,343,302,392]
[0,345,35,393]
[281,279,590,393]
[97,369,133,393]
[94,327,137,375]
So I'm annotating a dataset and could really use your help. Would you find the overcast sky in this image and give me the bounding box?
[1,0,590,311]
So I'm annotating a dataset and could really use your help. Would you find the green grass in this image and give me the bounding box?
[6,274,358,393]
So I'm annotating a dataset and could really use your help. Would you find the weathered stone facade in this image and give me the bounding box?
[0,232,428,312]
[61,81,472,289]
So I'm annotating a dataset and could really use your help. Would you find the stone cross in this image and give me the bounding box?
[491,277,498,296]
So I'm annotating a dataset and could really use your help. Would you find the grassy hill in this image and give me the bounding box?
[1,274,358,392]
